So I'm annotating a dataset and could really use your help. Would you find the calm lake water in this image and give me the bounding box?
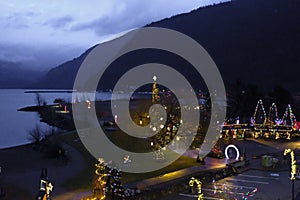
[0,89,130,149]
[0,89,74,149]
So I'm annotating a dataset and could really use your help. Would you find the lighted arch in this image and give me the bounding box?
[225,144,240,160]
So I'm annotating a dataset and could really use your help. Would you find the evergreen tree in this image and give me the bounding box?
[111,169,125,200]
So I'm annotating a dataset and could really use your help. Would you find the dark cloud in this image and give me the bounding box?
[0,0,225,70]
[0,43,85,70]
[70,1,173,36]
[69,0,215,36]
[44,16,74,29]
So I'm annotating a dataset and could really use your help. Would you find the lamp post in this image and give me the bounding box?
[284,148,296,200]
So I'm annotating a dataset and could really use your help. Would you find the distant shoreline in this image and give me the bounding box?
[0,142,33,150]
[25,90,75,93]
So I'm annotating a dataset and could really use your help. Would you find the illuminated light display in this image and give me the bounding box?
[275,132,280,140]
[152,75,159,103]
[253,99,267,124]
[189,177,204,200]
[284,149,296,180]
[275,118,283,125]
[284,148,297,200]
[268,103,278,123]
[86,99,91,109]
[82,158,108,200]
[36,168,53,200]
[211,180,257,199]
[225,144,240,160]
[282,104,296,126]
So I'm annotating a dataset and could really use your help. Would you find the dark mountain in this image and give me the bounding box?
[0,60,44,88]
[35,46,96,89]
[36,0,300,93]
[149,0,300,93]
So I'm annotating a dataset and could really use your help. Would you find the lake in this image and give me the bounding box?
[0,89,132,149]
[0,89,74,149]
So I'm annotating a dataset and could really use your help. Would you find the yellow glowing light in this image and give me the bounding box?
[86,99,91,109]
[153,75,157,81]
[275,132,280,140]
[284,148,296,180]
[189,177,204,200]
[287,132,291,140]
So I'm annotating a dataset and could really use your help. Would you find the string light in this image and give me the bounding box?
[189,177,204,200]
[83,158,125,200]
[284,149,297,180]
[253,99,266,124]
[268,103,278,123]
[211,181,258,199]
[282,104,296,126]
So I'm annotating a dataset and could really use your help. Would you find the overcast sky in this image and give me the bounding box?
[0,0,228,70]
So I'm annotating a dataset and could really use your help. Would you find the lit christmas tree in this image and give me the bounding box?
[282,104,296,126]
[82,159,126,200]
[152,75,160,103]
[253,99,266,124]
[82,158,108,200]
[111,169,125,199]
[268,103,278,124]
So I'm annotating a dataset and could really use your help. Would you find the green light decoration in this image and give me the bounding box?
[282,104,296,126]
[253,99,266,124]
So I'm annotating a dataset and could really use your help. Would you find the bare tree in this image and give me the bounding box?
[27,124,43,144]
[35,93,47,106]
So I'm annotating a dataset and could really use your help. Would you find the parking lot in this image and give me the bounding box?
[171,169,300,200]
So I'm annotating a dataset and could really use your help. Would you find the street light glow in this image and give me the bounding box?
[153,75,157,81]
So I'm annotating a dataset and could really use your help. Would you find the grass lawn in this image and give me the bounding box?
[60,132,97,190]
[60,130,200,190]
[122,155,199,184]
